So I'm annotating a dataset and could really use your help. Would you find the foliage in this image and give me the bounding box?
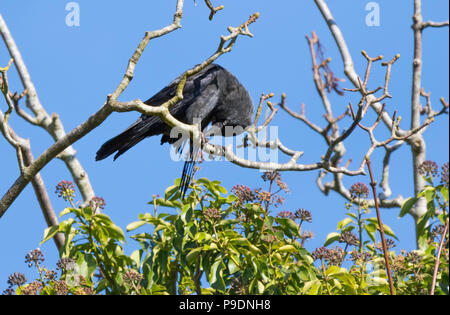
[3,163,448,295]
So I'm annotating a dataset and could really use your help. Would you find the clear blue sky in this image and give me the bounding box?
[0,1,448,291]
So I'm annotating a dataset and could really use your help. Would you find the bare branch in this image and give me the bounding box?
[203,0,224,21]
[313,0,448,223]
[366,158,395,295]
[279,98,324,135]
[430,218,449,295]
[0,13,95,203]
[253,92,275,129]
[317,169,405,209]
[314,0,407,137]
[379,141,404,200]
[422,20,449,29]
[420,88,449,119]
[0,59,26,171]
[0,94,63,249]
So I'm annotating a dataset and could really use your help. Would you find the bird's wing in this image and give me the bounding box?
[96,64,224,161]
[144,64,222,123]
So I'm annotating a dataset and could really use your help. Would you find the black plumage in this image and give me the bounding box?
[96,64,254,196]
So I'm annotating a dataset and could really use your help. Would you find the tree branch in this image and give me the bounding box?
[0,92,64,249]
[314,0,407,137]
[0,0,187,217]
[0,13,95,204]
[313,0,447,223]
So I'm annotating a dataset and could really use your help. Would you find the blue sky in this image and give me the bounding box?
[0,1,448,291]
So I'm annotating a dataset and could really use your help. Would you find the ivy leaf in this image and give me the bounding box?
[130,249,142,267]
[278,244,296,253]
[324,232,341,247]
[399,197,418,218]
[164,184,179,200]
[186,247,202,264]
[227,256,240,274]
[210,259,225,291]
[76,253,97,281]
[364,223,377,242]
[440,186,449,203]
[337,218,354,230]
[303,280,321,295]
[41,225,60,245]
[126,220,147,232]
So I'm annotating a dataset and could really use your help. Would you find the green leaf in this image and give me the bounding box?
[181,205,193,224]
[195,232,212,243]
[303,280,321,295]
[364,223,377,242]
[337,217,354,230]
[40,225,60,245]
[325,266,344,277]
[382,224,398,240]
[399,197,418,218]
[59,207,73,217]
[210,259,225,291]
[126,220,147,232]
[230,238,249,247]
[82,206,94,220]
[257,281,265,294]
[277,244,296,253]
[94,213,113,225]
[418,186,436,202]
[203,242,218,251]
[276,218,300,237]
[226,195,237,204]
[366,218,398,240]
[416,212,431,237]
[186,247,202,264]
[164,184,179,200]
[227,256,240,274]
[76,253,97,281]
[130,249,142,267]
[155,198,177,208]
[217,185,228,195]
[107,224,125,241]
[249,274,259,294]
[440,186,449,203]
[249,244,262,255]
[324,232,341,247]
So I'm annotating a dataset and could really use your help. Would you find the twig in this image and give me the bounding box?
[204,0,224,21]
[366,158,395,295]
[430,219,449,295]
[422,20,449,29]
[0,59,26,171]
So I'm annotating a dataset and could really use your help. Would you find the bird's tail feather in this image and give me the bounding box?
[95,117,163,161]
[179,160,196,199]
[179,143,200,199]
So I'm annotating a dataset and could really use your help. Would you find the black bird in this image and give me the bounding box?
[96,64,254,196]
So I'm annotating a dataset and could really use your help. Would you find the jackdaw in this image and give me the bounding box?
[96,63,254,196]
